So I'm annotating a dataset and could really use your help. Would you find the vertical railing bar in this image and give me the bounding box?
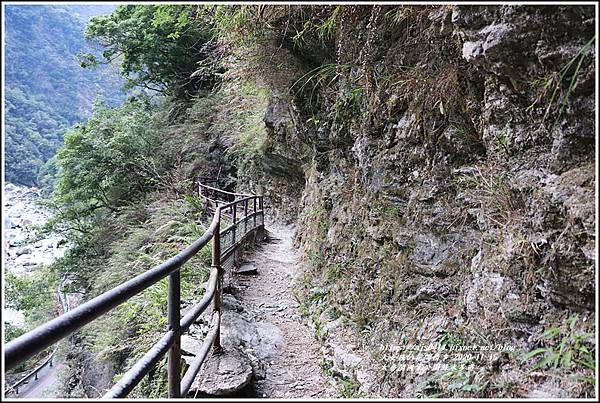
[253,197,257,229]
[232,202,237,246]
[244,199,248,235]
[212,213,222,352]
[167,271,181,398]
[260,196,264,227]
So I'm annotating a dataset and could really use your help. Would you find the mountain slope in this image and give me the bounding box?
[4,4,125,186]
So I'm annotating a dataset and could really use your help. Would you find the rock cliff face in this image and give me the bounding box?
[231,5,595,397]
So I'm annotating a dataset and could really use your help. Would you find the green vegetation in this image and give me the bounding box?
[4,265,59,374]
[82,5,217,98]
[55,99,160,211]
[26,44,219,394]
[291,63,356,110]
[493,131,510,155]
[295,283,331,341]
[371,201,403,219]
[320,355,363,398]
[4,323,26,344]
[436,326,465,349]
[415,358,487,398]
[320,356,334,376]
[541,36,596,133]
[4,266,59,329]
[522,315,595,378]
[220,80,270,175]
[4,5,125,186]
[384,7,411,26]
[452,124,481,145]
[338,376,361,397]
[441,366,483,394]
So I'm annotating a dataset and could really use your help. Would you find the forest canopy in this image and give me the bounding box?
[4,5,125,186]
[81,5,217,98]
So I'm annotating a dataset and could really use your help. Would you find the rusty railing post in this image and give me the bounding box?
[232,203,237,245]
[167,271,181,398]
[212,213,222,353]
[253,197,257,229]
[244,199,248,235]
[259,196,264,227]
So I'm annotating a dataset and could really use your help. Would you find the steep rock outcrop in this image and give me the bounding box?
[237,4,594,398]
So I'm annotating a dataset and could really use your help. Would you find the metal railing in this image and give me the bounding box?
[3,182,265,398]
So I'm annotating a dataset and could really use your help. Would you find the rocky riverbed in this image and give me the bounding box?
[3,182,67,326]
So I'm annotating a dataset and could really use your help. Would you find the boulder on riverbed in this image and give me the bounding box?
[4,217,17,229]
[16,246,32,256]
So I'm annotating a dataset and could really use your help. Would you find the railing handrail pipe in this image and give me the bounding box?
[4,205,220,370]
[198,183,252,198]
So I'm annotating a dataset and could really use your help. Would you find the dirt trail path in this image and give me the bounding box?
[234,223,334,398]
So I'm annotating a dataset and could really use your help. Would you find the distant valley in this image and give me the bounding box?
[4,4,125,186]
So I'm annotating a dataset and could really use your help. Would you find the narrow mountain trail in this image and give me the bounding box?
[233,224,335,398]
